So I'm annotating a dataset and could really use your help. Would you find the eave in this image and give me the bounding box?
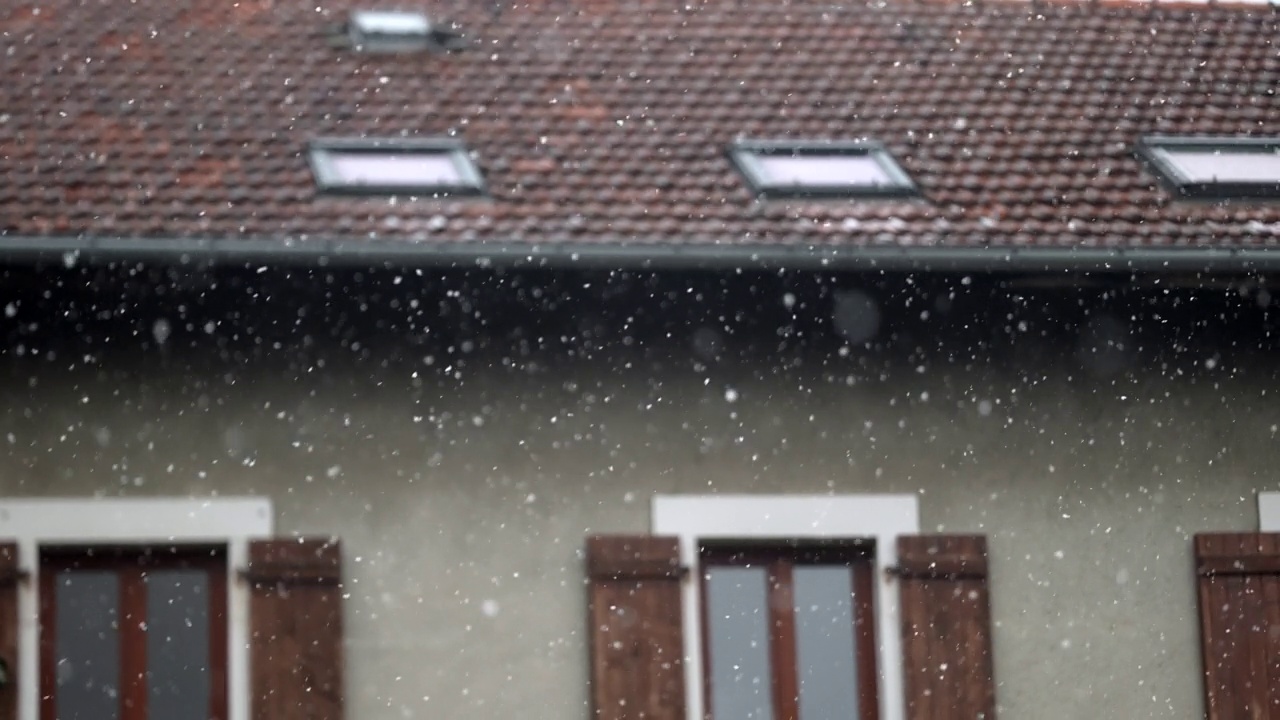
[3,234,1280,275]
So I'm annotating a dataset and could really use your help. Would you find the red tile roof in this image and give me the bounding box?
[1,0,1279,265]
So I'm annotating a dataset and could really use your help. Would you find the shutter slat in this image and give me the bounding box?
[1226,574,1252,719]
[1263,535,1280,718]
[587,537,684,580]
[894,540,989,580]
[1194,532,1280,720]
[1264,568,1280,717]
[898,534,996,720]
[1244,575,1270,715]
[0,542,17,720]
[1199,561,1228,718]
[586,536,686,720]
[249,538,344,720]
[1198,556,1280,576]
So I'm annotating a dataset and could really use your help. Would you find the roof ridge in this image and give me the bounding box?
[495,0,1280,13]
[474,0,1279,15]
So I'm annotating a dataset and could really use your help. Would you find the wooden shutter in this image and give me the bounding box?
[586,535,686,720]
[1195,533,1280,720]
[0,542,18,720]
[898,534,996,720]
[248,538,344,720]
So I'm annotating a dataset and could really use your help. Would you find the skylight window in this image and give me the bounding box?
[729,141,919,199]
[1136,136,1280,199]
[347,10,433,52]
[309,139,486,196]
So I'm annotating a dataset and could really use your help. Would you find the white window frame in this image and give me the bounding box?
[653,494,919,720]
[728,140,920,200]
[0,497,273,720]
[1259,492,1280,531]
[347,10,433,52]
[1135,135,1280,200]
[308,138,487,197]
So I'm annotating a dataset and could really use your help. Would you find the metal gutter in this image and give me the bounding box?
[0,235,1278,274]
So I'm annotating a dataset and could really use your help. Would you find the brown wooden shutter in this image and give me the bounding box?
[0,542,18,720]
[897,534,996,720]
[586,535,686,720]
[1194,533,1280,720]
[248,538,344,720]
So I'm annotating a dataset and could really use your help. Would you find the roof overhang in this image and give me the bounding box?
[2,235,1280,274]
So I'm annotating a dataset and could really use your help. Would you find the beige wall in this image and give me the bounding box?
[1,341,1276,719]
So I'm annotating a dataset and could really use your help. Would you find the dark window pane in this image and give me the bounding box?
[145,569,211,720]
[793,566,859,720]
[54,570,121,720]
[705,566,773,720]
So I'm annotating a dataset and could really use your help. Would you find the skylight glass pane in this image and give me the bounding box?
[351,10,431,36]
[328,153,463,187]
[755,155,893,187]
[1157,148,1280,184]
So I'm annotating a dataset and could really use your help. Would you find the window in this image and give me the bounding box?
[1136,136,1280,199]
[347,10,432,52]
[700,542,878,720]
[652,494,919,720]
[309,139,486,196]
[39,546,227,720]
[586,497,995,720]
[729,141,919,199]
[0,498,273,720]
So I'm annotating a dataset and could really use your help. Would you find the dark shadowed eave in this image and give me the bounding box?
[4,234,1280,274]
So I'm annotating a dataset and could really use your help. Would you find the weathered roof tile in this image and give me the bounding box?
[1,0,1279,253]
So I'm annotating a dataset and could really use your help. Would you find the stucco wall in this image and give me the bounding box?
[1,272,1276,719]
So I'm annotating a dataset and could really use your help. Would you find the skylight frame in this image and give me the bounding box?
[1135,135,1280,200]
[347,10,434,53]
[729,140,920,200]
[308,138,487,197]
